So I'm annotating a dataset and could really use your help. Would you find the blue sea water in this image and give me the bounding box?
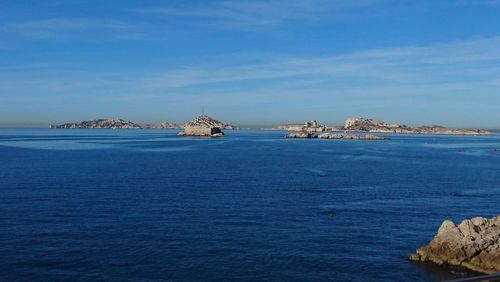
[0,129,499,282]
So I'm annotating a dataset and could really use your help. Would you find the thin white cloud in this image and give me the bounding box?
[143,36,500,89]
[2,35,500,110]
[7,18,131,39]
[131,0,381,30]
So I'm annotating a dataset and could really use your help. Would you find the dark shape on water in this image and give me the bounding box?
[320,210,336,217]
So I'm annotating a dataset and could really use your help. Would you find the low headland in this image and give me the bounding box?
[410,216,500,274]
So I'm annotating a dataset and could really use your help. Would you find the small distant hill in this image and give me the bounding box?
[182,115,237,130]
[343,118,489,135]
[141,122,179,129]
[50,119,141,129]
[271,120,337,132]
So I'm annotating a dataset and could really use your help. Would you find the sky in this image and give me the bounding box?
[0,0,499,128]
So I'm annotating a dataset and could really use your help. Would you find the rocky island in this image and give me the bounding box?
[272,120,336,132]
[50,119,142,129]
[273,118,488,135]
[343,118,489,135]
[177,115,228,137]
[181,114,237,130]
[410,216,500,274]
[286,132,389,140]
[141,122,178,129]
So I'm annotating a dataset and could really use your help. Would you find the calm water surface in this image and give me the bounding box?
[0,129,499,281]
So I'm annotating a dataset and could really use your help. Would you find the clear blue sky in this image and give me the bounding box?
[1,0,499,128]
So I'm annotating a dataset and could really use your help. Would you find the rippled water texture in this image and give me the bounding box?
[0,129,499,281]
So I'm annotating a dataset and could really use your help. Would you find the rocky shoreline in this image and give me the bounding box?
[271,118,489,135]
[342,118,489,135]
[180,115,237,130]
[50,115,236,131]
[410,216,500,274]
[286,132,389,140]
[50,119,142,129]
[50,117,489,135]
[272,120,337,132]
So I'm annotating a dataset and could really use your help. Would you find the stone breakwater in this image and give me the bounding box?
[286,132,389,140]
[410,216,500,274]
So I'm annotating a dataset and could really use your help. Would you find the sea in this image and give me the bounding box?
[0,129,499,282]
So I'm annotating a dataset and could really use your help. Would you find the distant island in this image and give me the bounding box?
[179,114,237,130]
[49,115,236,131]
[50,116,488,135]
[50,118,143,129]
[177,115,227,137]
[271,120,337,132]
[286,132,389,140]
[342,118,489,135]
[271,118,489,135]
[140,122,178,129]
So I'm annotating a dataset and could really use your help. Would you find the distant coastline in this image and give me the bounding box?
[47,116,490,135]
[268,118,489,135]
[49,115,236,131]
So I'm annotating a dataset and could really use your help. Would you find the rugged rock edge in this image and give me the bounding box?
[409,216,500,274]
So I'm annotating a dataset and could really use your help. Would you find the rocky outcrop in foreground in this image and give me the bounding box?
[181,115,236,130]
[50,119,141,129]
[343,118,489,135]
[272,120,336,132]
[410,216,500,274]
[286,132,389,140]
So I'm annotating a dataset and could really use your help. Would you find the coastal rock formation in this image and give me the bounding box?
[141,122,178,129]
[177,115,228,137]
[343,118,412,133]
[318,133,389,140]
[343,118,489,135]
[413,125,488,135]
[181,115,236,130]
[410,216,500,274]
[50,119,141,129]
[286,132,317,138]
[273,120,336,132]
[286,132,389,140]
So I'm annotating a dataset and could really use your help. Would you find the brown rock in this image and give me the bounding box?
[410,216,500,274]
